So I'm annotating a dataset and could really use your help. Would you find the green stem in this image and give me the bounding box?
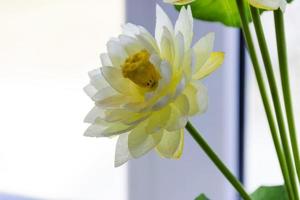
[274,9,300,184]
[235,1,295,199]
[185,122,251,200]
[250,7,300,199]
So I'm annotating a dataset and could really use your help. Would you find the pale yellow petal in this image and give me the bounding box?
[101,66,137,95]
[166,94,189,131]
[128,123,163,158]
[145,106,171,134]
[163,0,195,5]
[192,52,224,80]
[160,27,175,64]
[155,129,184,159]
[249,0,286,11]
[193,32,215,73]
[183,84,199,116]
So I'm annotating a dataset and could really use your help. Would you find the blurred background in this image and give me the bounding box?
[0,0,299,200]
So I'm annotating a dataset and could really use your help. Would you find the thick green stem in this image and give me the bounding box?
[235,1,295,199]
[250,7,300,199]
[274,9,300,184]
[185,122,251,200]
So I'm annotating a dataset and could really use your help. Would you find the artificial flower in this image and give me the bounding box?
[84,5,224,167]
[249,0,287,11]
[163,0,195,5]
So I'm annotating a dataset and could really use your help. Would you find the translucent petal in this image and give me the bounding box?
[119,35,143,55]
[107,39,128,67]
[101,66,133,94]
[96,94,129,109]
[84,84,98,99]
[145,106,171,134]
[128,123,163,158]
[160,27,175,63]
[193,32,215,73]
[166,94,189,131]
[174,32,185,69]
[156,129,184,159]
[158,60,172,85]
[84,122,133,137]
[155,5,174,44]
[100,53,112,67]
[104,109,150,126]
[84,106,105,123]
[88,69,107,90]
[175,6,193,49]
[182,84,199,116]
[192,52,224,80]
[194,82,208,114]
[122,23,140,37]
[249,0,286,11]
[91,86,116,101]
[115,133,132,167]
[138,26,160,53]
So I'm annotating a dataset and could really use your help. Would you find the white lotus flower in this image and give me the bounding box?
[84,5,224,167]
[163,0,195,5]
[249,0,287,11]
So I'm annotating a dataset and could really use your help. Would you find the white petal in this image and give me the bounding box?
[88,69,107,90]
[174,32,185,69]
[193,32,215,73]
[84,106,105,123]
[119,35,143,55]
[84,123,133,137]
[100,53,112,67]
[151,94,172,111]
[173,74,187,100]
[155,5,174,44]
[107,39,128,67]
[91,86,116,101]
[175,6,193,49]
[122,23,140,37]
[84,84,98,99]
[160,27,175,63]
[115,133,132,167]
[101,66,132,94]
[158,60,172,85]
[128,123,163,158]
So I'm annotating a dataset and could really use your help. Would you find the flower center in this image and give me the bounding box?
[121,50,161,91]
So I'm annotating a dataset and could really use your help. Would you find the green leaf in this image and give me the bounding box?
[175,0,252,27]
[250,185,288,200]
[195,194,210,200]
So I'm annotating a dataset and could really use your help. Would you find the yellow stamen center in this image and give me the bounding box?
[121,50,161,91]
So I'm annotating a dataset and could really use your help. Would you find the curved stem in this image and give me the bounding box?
[250,7,300,199]
[274,9,300,184]
[185,122,251,200]
[235,1,295,199]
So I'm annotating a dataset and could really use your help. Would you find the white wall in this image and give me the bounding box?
[0,1,127,199]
